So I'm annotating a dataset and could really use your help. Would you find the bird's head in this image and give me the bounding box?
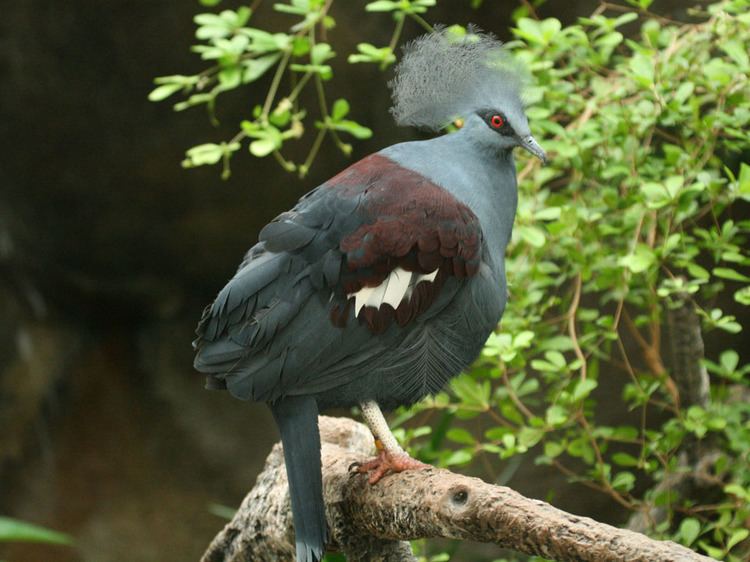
[389,26,546,164]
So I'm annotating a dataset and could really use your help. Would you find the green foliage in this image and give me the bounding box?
[397,1,750,559]
[160,0,750,559]
[149,0,438,178]
[0,517,73,546]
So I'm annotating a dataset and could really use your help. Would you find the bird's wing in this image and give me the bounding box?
[193,152,484,401]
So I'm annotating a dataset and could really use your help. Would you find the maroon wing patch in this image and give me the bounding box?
[328,154,482,333]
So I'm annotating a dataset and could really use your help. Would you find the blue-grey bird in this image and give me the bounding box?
[193,27,545,562]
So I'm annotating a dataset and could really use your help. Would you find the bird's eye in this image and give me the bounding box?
[490,115,504,129]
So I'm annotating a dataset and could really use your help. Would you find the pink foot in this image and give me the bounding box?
[350,449,430,484]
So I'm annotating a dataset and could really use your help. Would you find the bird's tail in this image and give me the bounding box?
[271,395,328,562]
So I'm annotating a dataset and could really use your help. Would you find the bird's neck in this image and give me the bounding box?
[381,131,519,277]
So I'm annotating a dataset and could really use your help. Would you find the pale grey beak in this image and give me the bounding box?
[519,135,547,164]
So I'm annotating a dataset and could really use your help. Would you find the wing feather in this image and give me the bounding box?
[194,152,485,402]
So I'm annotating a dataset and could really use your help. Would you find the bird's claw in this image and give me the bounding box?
[351,449,429,485]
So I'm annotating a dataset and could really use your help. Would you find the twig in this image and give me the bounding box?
[261,49,292,121]
[520,0,539,19]
[567,272,587,381]
[408,12,434,33]
[501,367,535,420]
[387,13,406,53]
[599,1,686,26]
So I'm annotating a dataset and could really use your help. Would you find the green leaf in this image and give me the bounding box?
[513,330,535,348]
[539,18,562,42]
[518,427,544,448]
[612,452,639,467]
[485,427,510,441]
[678,517,701,546]
[687,262,710,280]
[530,359,556,372]
[735,286,750,305]
[311,43,334,64]
[451,374,490,411]
[534,207,561,221]
[290,63,333,79]
[721,39,749,68]
[546,405,568,427]
[148,83,182,102]
[242,28,290,54]
[444,449,472,466]
[330,119,372,139]
[218,66,241,89]
[446,428,475,445]
[567,437,594,462]
[720,350,740,373]
[725,483,750,502]
[737,162,750,200]
[331,98,350,121]
[243,53,281,83]
[249,137,278,157]
[544,441,564,458]
[713,268,750,282]
[347,43,395,67]
[629,52,654,86]
[515,18,545,44]
[673,82,694,104]
[703,58,734,85]
[619,245,655,274]
[365,0,399,11]
[727,528,749,551]
[611,471,635,492]
[572,378,598,401]
[183,143,224,166]
[273,3,306,15]
[545,350,566,369]
[513,18,562,45]
[697,541,725,560]
[611,426,639,441]
[640,181,672,209]
[0,517,73,545]
[518,225,546,248]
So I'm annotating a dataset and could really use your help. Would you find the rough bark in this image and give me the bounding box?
[202,416,715,562]
[628,293,718,534]
[667,294,710,414]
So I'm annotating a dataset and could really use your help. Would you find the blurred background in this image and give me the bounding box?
[0,1,722,561]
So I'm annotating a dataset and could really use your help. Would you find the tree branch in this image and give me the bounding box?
[628,292,718,534]
[666,294,710,412]
[202,416,716,562]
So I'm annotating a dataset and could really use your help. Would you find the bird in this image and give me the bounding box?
[193,27,545,562]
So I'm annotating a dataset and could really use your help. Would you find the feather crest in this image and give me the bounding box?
[389,26,527,131]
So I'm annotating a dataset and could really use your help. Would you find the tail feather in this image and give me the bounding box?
[271,396,328,562]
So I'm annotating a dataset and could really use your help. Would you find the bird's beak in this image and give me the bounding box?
[519,135,547,164]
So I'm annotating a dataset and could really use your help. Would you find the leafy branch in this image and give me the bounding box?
[149,0,438,178]
[390,2,750,559]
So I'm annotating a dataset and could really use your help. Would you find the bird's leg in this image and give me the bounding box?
[350,400,429,484]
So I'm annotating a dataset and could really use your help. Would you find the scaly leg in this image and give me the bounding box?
[351,400,429,484]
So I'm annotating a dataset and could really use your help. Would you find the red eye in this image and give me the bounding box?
[490,115,504,128]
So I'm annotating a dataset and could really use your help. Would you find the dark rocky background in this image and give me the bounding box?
[0,1,708,561]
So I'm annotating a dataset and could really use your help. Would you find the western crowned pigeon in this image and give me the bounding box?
[194,27,545,562]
